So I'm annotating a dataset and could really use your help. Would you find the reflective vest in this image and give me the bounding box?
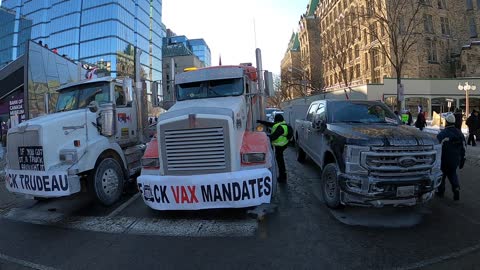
[271,121,289,147]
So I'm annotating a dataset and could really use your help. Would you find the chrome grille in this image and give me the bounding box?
[7,130,41,170]
[364,146,436,178]
[164,127,226,171]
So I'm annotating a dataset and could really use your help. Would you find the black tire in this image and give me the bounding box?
[321,163,342,209]
[88,158,125,206]
[296,142,306,163]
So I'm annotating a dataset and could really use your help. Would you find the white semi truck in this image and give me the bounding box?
[4,49,149,205]
[138,49,277,210]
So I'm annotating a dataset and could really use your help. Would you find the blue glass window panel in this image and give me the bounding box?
[49,13,80,34]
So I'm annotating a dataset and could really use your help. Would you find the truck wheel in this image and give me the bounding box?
[321,163,342,209]
[89,158,124,206]
[296,144,306,163]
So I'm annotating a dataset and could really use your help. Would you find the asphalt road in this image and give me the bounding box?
[0,147,479,270]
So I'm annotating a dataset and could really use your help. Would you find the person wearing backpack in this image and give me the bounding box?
[257,114,292,183]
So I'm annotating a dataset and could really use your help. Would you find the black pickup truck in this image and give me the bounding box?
[295,100,442,208]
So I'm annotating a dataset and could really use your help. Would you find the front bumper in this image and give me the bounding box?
[5,168,81,198]
[137,168,273,210]
[338,171,442,207]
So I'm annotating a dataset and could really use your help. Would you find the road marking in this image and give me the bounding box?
[396,243,480,270]
[107,193,140,217]
[0,252,58,270]
[0,208,257,237]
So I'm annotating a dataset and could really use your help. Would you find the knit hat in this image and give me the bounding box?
[445,114,456,124]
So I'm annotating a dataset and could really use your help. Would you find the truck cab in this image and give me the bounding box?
[5,76,147,205]
[295,100,442,208]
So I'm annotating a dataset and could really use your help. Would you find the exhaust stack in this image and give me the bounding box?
[135,48,149,143]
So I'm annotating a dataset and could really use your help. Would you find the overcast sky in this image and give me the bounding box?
[162,0,309,75]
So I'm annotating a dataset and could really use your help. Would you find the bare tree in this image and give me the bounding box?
[267,74,290,108]
[351,0,424,110]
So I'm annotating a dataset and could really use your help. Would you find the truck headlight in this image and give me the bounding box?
[59,149,78,164]
[242,153,266,164]
[141,158,160,169]
[344,145,369,174]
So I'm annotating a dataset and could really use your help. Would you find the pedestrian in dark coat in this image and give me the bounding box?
[466,110,479,146]
[454,108,463,130]
[407,111,413,126]
[415,111,426,131]
[436,114,466,201]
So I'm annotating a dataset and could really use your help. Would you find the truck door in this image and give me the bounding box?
[302,102,319,157]
[309,101,326,166]
[114,85,137,144]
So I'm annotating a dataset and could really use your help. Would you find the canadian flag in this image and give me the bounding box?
[86,67,98,79]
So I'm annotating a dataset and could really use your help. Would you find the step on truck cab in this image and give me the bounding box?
[138,49,278,210]
[5,49,149,205]
[295,100,443,208]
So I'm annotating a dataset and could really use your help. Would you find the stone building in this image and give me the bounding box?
[315,0,480,92]
[298,0,322,94]
[280,32,303,99]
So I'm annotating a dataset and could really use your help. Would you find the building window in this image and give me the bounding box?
[355,45,360,58]
[373,70,381,83]
[424,14,434,33]
[438,0,447,9]
[372,49,380,68]
[469,17,478,37]
[440,17,450,35]
[477,0,480,9]
[365,52,369,69]
[426,38,438,62]
[466,0,473,10]
[355,64,361,78]
[369,23,377,40]
[363,29,368,45]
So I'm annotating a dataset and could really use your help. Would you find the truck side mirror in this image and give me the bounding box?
[264,71,274,97]
[152,81,160,107]
[312,114,326,132]
[88,101,99,113]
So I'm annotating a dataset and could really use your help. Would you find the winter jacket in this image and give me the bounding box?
[437,125,466,171]
[466,113,480,133]
[415,113,426,129]
[454,112,463,129]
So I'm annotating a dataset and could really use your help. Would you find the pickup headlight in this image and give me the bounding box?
[141,158,160,168]
[344,145,370,174]
[59,149,78,164]
[242,153,266,164]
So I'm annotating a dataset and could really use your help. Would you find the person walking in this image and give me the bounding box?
[436,114,466,201]
[415,110,426,131]
[454,108,463,130]
[257,114,292,183]
[466,110,479,146]
[407,111,413,126]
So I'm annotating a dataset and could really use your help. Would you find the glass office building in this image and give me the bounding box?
[189,39,211,67]
[0,0,163,85]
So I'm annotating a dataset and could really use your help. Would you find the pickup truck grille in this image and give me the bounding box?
[164,127,226,172]
[364,146,436,178]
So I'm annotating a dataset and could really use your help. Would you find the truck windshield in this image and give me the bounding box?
[328,101,400,124]
[55,82,110,112]
[176,78,243,101]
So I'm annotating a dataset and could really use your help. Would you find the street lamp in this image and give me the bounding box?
[288,66,307,97]
[458,82,476,115]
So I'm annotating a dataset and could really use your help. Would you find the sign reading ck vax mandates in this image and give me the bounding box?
[137,168,273,210]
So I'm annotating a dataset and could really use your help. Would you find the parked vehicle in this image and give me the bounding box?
[137,49,278,210]
[5,49,148,206]
[295,100,442,208]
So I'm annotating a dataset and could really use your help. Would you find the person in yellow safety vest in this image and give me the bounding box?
[257,114,292,183]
